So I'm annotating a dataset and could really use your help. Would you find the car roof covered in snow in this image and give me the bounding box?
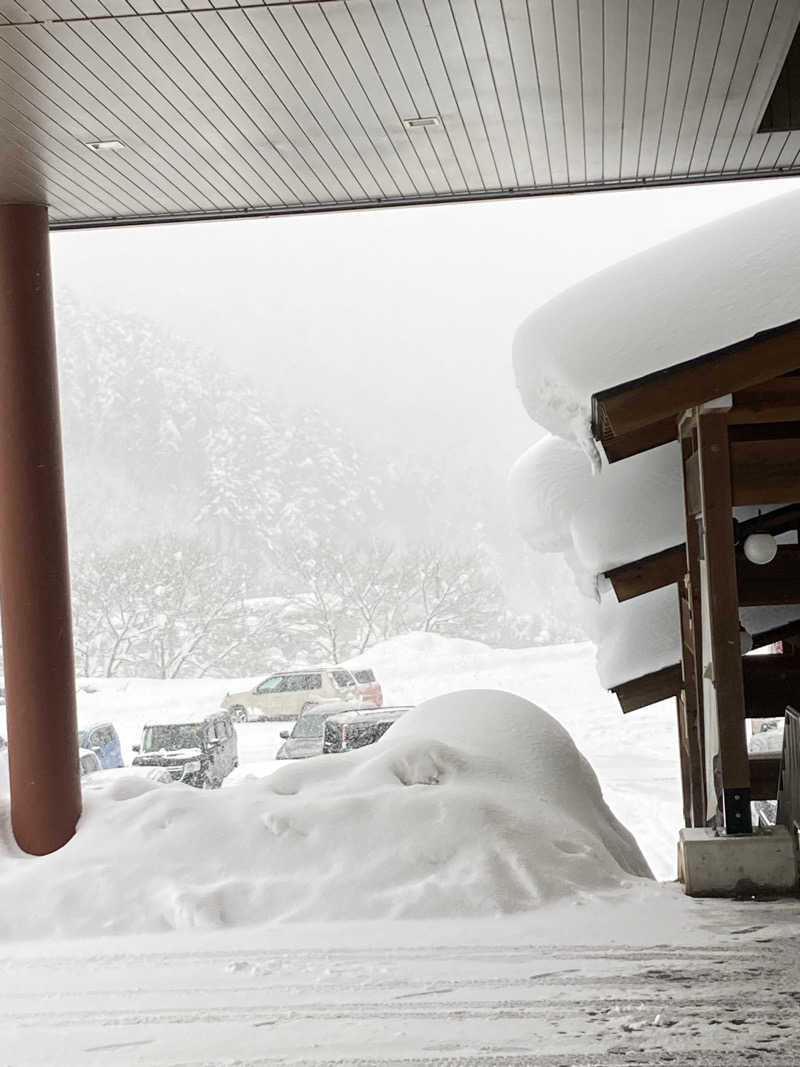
[298,700,367,716]
[269,666,352,675]
[141,708,229,728]
[327,706,412,726]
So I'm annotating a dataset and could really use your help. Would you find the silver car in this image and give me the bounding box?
[276,701,369,760]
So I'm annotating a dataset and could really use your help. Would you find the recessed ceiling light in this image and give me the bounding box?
[85,140,125,153]
[403,117,440,129]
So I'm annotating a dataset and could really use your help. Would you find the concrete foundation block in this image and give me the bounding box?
[678,826,798,897]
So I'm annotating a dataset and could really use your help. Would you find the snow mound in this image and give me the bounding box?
[345,631,494,677]
[0,690,651,939]
[513,189,800,447]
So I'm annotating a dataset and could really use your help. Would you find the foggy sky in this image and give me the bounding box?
[51,176,800,483]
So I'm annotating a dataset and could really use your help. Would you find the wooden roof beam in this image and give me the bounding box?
[606,545,686,602]
[592,318,800,442]
[730,435,800,505]
[612,664,683,713]
[611,633,800,714]
[604,504,800,603]
[729,375,800,425]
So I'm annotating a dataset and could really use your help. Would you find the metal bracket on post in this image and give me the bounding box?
[723,787,753,835]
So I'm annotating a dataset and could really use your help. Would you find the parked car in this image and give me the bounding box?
[350,668,383,707]
[275,701,367,760]
[78,748,102,776]
[0,734,5,752]
[222,668,360,722]
[77,721,124,769]
[323,706,412,754]
[131,710,238,788]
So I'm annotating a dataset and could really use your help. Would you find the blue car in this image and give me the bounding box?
[77,721,124,769]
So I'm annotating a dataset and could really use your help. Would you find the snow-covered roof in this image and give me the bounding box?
[510,192,800,696]
[592,588,800,692]
[510,436,684,579]
[513,190,800,451]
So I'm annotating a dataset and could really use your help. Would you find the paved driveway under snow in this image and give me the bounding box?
[2,887,799,1066]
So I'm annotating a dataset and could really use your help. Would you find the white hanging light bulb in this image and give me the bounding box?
[743,532,778,566]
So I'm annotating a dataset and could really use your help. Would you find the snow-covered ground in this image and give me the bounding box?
[61,635,682,881]
[2,635,799,1064]
[3,887,800,1065]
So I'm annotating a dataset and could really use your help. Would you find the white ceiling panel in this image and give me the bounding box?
[0,0,795,228]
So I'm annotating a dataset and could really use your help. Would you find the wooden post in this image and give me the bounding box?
[675,692,693,828]
[0,204,81,855]
[696,407,751,833]
[679,421,707,825]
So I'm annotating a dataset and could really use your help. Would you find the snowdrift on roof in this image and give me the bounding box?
[0,690,651,939]
[513,189,800,447]
[510,435,685,578]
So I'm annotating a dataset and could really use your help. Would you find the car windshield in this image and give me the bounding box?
[142,724,203,752]
[353,670,374,683]
[292,713,329,739]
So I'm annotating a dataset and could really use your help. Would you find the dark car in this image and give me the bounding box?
[276,700,368,760]
[132,710,237,788]
[77,721,124,769]
[323,706,412,754]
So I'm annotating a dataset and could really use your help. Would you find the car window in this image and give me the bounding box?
[93,726,114,748]
[292,713,329,738]
[255,675,288,693]
[353,670,375,683]
[332,670,356,688]
[142,724,203,752]
[285,673,321,692]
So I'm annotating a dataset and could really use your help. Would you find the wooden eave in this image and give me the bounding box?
[591,319,800,463]
[604,503,800,603]
[611,623,800,714]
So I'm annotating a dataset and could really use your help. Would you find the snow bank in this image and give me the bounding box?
[0,689,651,939]
[513,190,800,447]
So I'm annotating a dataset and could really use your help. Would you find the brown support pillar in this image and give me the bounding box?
[0,204,81,854]
[675,693,693,828]
[679,422,706,826]
[696,407,751,834]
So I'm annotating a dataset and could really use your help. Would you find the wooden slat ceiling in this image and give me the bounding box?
[0,0,798,228]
